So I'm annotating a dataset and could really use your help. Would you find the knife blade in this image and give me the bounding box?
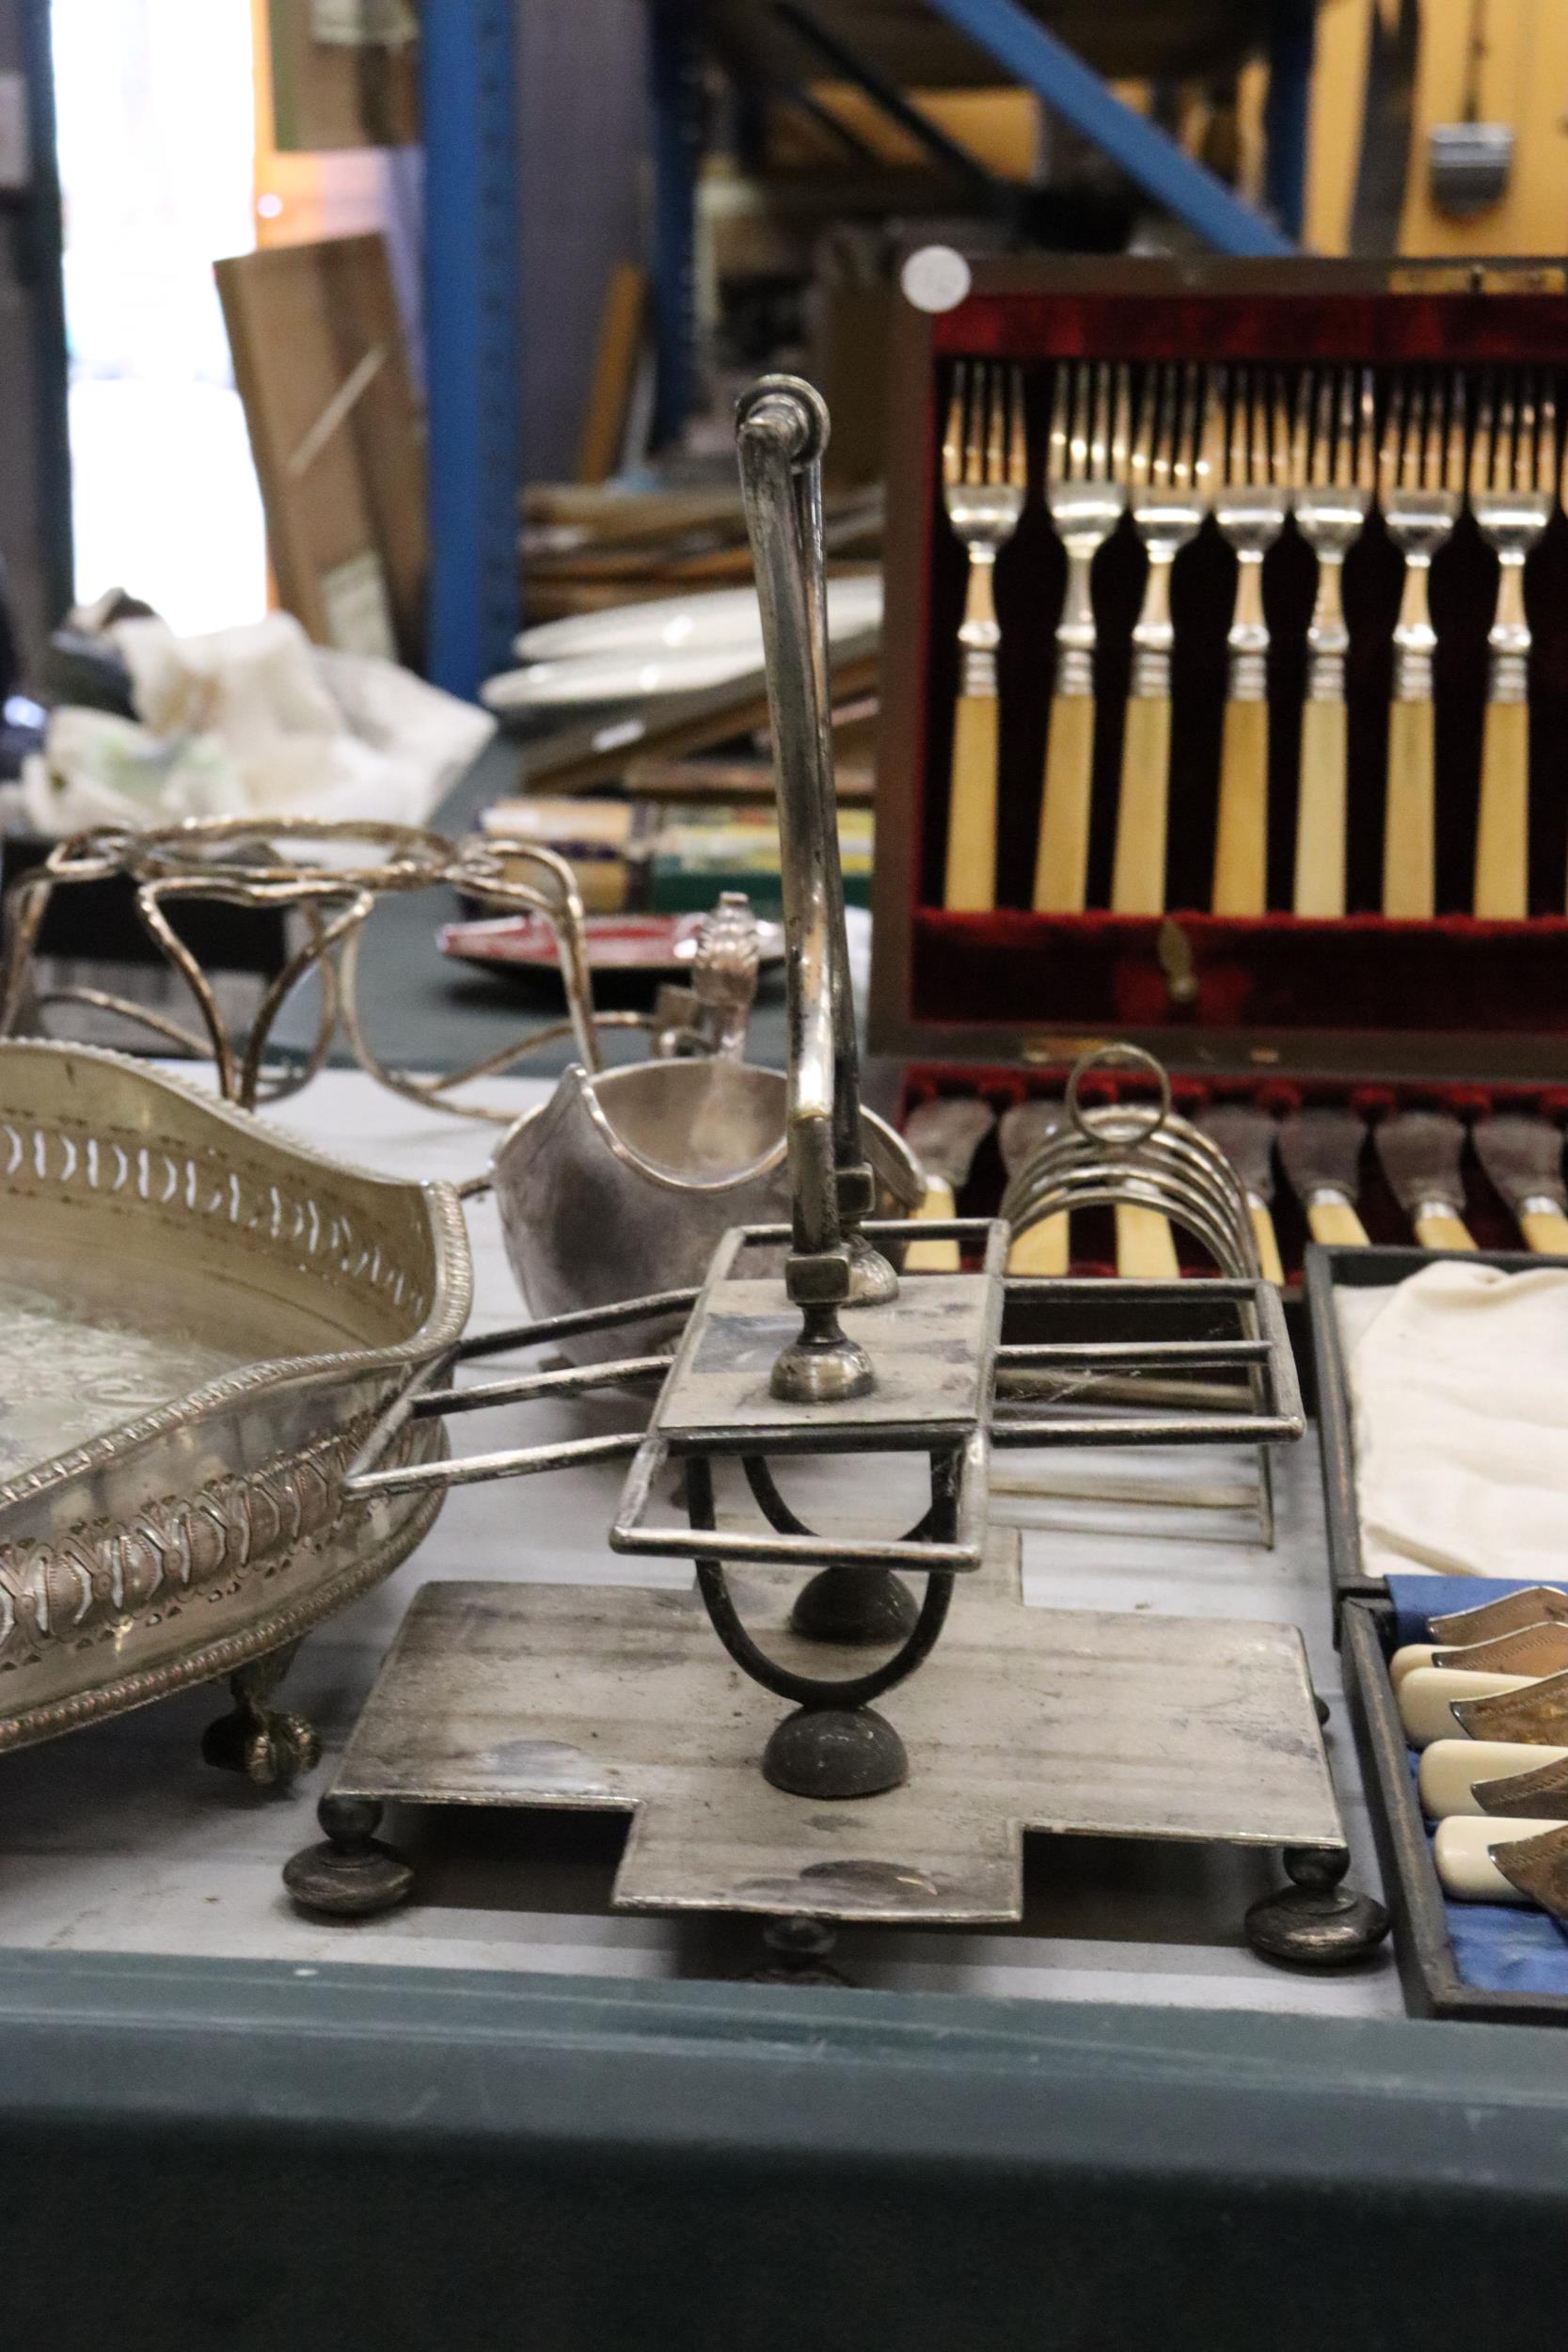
[1195,1104,1286,1284]
[1473,1114,1568,1254]
[1372,1109,1476,1249]
[1276,1107,1370,1246]
[1430,1584,1568,1645]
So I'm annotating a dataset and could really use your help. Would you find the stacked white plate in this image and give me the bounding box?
[482,574,882,712]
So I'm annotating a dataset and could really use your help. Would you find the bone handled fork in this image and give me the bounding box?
[942,362,1025,911]
[1292,368,1375,916]
[1110,364,1205,915]
[1212,371,1290,914]
[1470,373,1556,918]
[1381,373,1462,918]
[1032,361,1127,912]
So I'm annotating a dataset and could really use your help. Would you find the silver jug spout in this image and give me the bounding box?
[736,376,896,1402]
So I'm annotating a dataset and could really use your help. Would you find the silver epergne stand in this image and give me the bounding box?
[285,377,1386,1970]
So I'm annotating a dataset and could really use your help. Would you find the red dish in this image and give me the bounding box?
[439,912,784,977]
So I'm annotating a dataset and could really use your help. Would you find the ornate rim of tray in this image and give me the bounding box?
[0,1041,472,1754]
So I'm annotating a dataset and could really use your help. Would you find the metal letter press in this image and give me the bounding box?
[287,378,1387,1972]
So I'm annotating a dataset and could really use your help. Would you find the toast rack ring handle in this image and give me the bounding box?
[1066,1041,1172,1152]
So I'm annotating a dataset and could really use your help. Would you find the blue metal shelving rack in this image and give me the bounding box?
[414,1,1319,685]
[643,0,1315,444]
[420,1,521,700]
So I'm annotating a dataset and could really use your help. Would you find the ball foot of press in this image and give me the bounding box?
[743,1915,852,1988]
[1245,1845,1390,1967]
[283,1794,415,1919]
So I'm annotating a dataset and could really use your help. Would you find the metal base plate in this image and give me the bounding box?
[330,1536,1344,1926]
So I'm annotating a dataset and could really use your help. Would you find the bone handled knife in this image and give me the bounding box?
[1393,1621,1568,1687]
[1276,1108,1370,1246]
[1371,1110,1476,1250]
[1419,1738,1568,1820]
[902,1097,994,1273]
[1433,1815,1568,1910]
[1397,1665,1543,1749]
[1195,1104,1286,1284]
[1473,1114,1568,1254]
[998,1100,1069,1275]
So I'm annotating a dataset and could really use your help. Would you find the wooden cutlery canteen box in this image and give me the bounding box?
[870,255,1568,1284]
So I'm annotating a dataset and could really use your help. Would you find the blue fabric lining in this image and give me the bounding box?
[1384,1572,1568,1645]
[1386,1579,1568,1996]
[1401,1753,1568,1994]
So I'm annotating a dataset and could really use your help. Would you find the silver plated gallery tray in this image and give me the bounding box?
[0,1041,470,1780]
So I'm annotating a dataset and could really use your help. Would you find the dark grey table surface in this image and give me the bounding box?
[7,732,1568,2346]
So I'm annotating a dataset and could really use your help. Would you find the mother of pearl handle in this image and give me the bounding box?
[1433,1815,1561,1903]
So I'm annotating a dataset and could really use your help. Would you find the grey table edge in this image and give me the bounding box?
[0,1943,1564,2348]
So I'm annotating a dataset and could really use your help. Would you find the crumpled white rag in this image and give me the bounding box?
[1348,1260,1568,1581]
[18,612,492,837]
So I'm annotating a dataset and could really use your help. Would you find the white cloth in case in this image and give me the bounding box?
[1349,1261,1568,1581]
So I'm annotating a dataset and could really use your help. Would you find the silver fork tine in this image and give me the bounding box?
[1423,376,1445,495]
[1470,371,1493,502]
[1007,366,1026,492]
[1296,370,1319,488]
[965,360,985,486]
[1069,362,1090,477]
[1270,371,1291,491]
[1516,375,1536,495]
[1356,370,1376,496]
[1379,373,1403,506]
[985,360,1005,485]
[1152,365,1174,488]
[1175,363,1199,488]
[1047,363,1070,489]
[1496,376,1516,493]
[1227,371,1246,486]
[1110,363,1131,483]
[942,363,966,488]
[1130,365,1157,492]
[1402,376,1424,495]
[1540,379,1558,500]
[1334,367,1354,489]
[1199,365,1224,500]
[1445,369,1466,497]
[1087,362,1109,479]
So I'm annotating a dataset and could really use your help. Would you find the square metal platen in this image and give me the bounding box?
[648,1221,1008,1454]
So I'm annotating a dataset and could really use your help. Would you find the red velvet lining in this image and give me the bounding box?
[912,910,1568,1035]
[933,290,1568,367]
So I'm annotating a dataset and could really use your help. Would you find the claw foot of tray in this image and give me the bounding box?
[284,1794,415,1919]
[1244,1846,1390,1968]
[201,1654,323,1788]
